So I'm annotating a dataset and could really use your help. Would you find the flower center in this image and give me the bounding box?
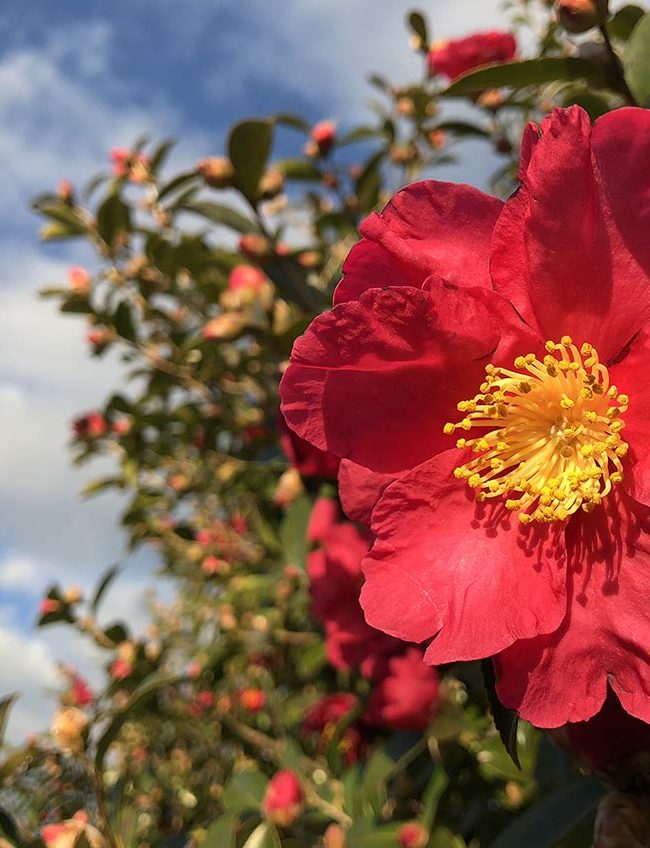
[443,337,629,523]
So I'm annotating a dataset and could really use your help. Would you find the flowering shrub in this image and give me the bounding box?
[2,2,650,847]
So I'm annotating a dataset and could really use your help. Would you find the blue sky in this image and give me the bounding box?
[0,0,511,740]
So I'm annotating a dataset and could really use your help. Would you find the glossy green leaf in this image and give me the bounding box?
[421,765,450,828]
[222,769,268,814]
[271,113,310,132]
[96,194,131,247]
[624,12,650,105]
[407,11,429,50]
[0,807,20,845]
[114,301,137,342]
[608,4,645,40]
[444,58,607,95]
[91,565,121,611]
[279,494,312,570]
[275,158,322,181]
[178,199,258,233]
[149,137,175,173]
[338,126,382,146]
[157,171,198,201]
[203,814,238,848]
[433,120,490,138]
[490,779,605,848]
[228,118,274,201]
[242,822,281,848]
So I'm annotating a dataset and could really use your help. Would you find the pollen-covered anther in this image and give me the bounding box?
[443,338,629,523]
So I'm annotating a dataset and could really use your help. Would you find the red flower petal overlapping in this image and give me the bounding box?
[281,106,650,728]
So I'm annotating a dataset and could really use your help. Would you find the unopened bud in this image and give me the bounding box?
[50,707,89,755]
[555,0,607,33]
[196,156,235,188]
[397,822,429,848]
[273,467,304,506]
[262,770,304,828]
[259,168,285,199]
[203,312,247,341]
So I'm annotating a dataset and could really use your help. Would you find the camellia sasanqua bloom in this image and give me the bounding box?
[281,106,650,729]
[427,31,516,81]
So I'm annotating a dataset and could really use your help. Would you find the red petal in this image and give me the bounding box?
[491,107,650,361]
[360,449,567,656]
[610,325,650,506]
[495,493,650,727]
[338,460,403,526]
[335,181,503,305]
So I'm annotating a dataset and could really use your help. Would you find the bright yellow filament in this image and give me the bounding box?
[443,337,629,523]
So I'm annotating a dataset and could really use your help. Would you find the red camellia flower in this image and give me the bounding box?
[262,769,304,828]
[308,521,401,674]
[239,687,266,712]
[363,648,440,733]
[397,822,430,848]
[279,411,339,480]
[72,412,106,440]
[302,693,366,764]
[68,674,93,708]
[428,31,516,80]
[281,106,650,729]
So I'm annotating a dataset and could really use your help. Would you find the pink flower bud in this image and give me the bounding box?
[262,770,304,828]
[555,0,607,32]
[40,598,60,616]
[67,267,90,294]
[397,823,429,848]
[238,688,266,712]
[310,121,337,156]
[228,265,267,293]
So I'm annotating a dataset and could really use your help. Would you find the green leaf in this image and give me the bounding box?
[275,158,322,181]
[0,694,17,747]
[81,477,122,498]
[95,672,180,769]
[407,11,429,50]
[32,204,87,233]
[103,622,129,644]
[433,120,490,138]
[157,170,197,201]
[624,12,650,105]
[227,118,274,201]
[96,194,131,247]
[149,138,175,173]
[338,126,382,146]
[222,769,268,814]
[271,113,310,132]
[178,199,258,233]
[490,779,605,848]
[367,72,390,92]
[444,58,607,95]
[279,494,312,570]
[608,4,645,40]
[91,565,121,612]
[203,814,238,848]
[482,659,520,769]
[355,149,385,212]
[114,301,137,342]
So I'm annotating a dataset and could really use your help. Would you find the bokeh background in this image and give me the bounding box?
[0,0,508,740]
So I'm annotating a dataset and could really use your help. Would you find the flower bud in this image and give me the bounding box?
[203,312,247,341]
[50,707,89,754]
[238,688,266,712]
[259,168,285,199]
[109,658,133,681]
[67,267,90,294]
[57,180,74,204]
[310,120,337,156]
[62,586,82,604]
[273,467,304,506]
[324,824,347,848]
[238,234,275,263]
[229,265,267,293]
[40,598,60,616]
[262,770,304,828]
[196,156,235,188]
[397,822,429,848]
[41,812,107,848]
[554,0,607,33]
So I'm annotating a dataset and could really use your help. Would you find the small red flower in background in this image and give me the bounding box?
[39,598,60,616]
[110,147,150,182]
[109,659,133,681]
[262,769,304,828]
[302,693,365,764]
[281,106,650,729]
[428,31,516,80]
[279,412,339,480]
[397,822,429,848]
[67,267,90,294]
[363,648,440,733]
[68,674,93,708]
[239,688,266,712]
[308,521,401,675]
[72,412,106,440]
[308,120,337,157]
[228,264,267,292]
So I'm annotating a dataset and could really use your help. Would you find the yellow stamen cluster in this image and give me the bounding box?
[443,337,629,523]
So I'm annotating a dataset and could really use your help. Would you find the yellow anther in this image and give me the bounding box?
[446,338,628,524]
